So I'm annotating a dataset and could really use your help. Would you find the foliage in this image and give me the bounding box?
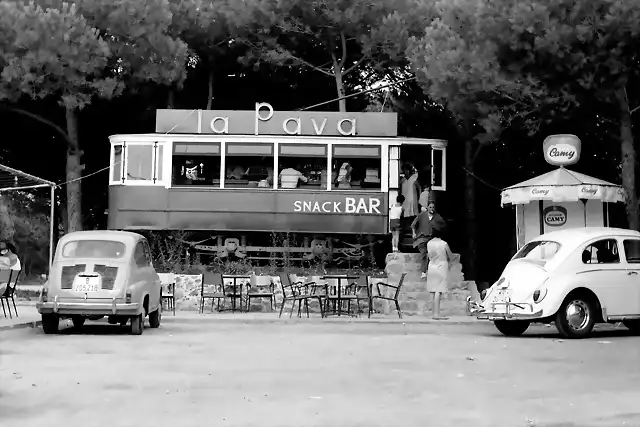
[0,192,50,275]
[409,0,640,229]
[238,0,431,111]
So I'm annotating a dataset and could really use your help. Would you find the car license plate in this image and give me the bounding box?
[74,276,100,293]
[494,289,511,303]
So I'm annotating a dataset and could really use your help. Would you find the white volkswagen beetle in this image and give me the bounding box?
[469,227,640,339]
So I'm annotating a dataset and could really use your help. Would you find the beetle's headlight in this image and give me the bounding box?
[533,288,548,303]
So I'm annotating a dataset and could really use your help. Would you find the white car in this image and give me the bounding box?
[468,227,640,339]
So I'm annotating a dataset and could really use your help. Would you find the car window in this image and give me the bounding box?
[143,240,154,267]
[134,242,148,268]
[623,239,640,264]
[582,239,620,264]
[62,240,126,258]
[512,240,561,265]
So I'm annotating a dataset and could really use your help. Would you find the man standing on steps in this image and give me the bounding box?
[411,201,447,279]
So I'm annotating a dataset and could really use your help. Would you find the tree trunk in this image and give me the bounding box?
[167,89,175,109]
[206,69,214,110]
[334,70,346,112]
[463,138,477,280]
[65,106,83,233]
[617,89,640,230]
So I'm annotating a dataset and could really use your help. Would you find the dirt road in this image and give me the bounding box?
[1,318,638,427]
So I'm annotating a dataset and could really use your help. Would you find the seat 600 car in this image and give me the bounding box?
[468,227,640,339]
[36,231,162,335]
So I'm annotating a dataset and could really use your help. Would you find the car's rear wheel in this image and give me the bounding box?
[623,319,640,334]
[42,314,59,334]
[494,320,530,337]
[555,295,595,339]
[72,316,85,329]
[149,302,162,329]
[130,313,144,335]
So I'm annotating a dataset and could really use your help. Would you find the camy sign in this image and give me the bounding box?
[543,134,581,167]
[543,205,567,227]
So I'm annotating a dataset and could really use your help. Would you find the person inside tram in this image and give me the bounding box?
[335,160,353,188]
[279,163,308,189]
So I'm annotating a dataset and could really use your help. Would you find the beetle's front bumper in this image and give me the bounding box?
[37,296,141,317]
[466,297,543,320]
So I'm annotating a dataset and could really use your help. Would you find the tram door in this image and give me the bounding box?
[393,143,446,250]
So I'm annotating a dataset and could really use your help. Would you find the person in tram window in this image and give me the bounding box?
[411,200,446,279]
[335,161,353,188]
[389,195,405,252]
[279,164,308,189]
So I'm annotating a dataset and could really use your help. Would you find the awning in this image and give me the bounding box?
[500,168,625,206]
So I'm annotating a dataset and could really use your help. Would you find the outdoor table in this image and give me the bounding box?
[321,275,359,317]
[221,275,250,312]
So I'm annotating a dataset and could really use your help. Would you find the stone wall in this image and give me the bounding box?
[172,252,472,316]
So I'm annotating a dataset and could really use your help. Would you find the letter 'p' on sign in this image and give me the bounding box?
[543,134,581,167]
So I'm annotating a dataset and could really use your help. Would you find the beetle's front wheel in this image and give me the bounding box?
[130,313,144,335]
[494,320,530,337]
[555,296,595,339]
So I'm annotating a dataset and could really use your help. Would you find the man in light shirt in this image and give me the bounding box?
[279,164,308,189]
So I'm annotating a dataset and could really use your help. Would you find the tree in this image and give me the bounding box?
[168,0,255,110]
[239,0,428,111]
[0,0,188,232]
[410,0,640,231]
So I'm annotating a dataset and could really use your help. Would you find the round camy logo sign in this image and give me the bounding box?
[543,134,581,167]
[543,205,568,227]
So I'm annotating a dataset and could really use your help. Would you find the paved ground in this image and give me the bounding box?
[1,314,639,427]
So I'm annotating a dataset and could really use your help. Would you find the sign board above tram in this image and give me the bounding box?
[155,102,398,137]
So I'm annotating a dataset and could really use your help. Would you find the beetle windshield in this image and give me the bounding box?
[512,240,561,265]
[61,240,126,259]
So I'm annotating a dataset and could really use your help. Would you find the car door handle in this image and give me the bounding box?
[628,271,638,276]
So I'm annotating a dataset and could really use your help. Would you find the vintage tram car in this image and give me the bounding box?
[107,103,447,266]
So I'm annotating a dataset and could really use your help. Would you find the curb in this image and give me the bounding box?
[0,319,42,332]
[163,316,480,326]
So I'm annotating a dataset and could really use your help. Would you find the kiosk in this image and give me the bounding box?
[500,135,626,249]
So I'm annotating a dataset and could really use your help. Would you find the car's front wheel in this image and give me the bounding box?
[494,320,530,337]
[555,295,596,339]
[130,313,144,335]
[42,314,59,334]
[623,319,640,334]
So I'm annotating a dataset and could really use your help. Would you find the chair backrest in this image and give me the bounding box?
[250,275,272,287]
[394,273,407,298]
[202,271,222,289]
[1,269,20,298]
[278,273,298,297]
[0,269,11,285]
[353,275,370,296]
[157,273,175,285]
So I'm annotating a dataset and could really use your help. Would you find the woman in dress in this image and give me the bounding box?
[426,228,453,320]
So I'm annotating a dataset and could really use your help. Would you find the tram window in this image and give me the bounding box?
[172,142,221,186]
[332,145,381,190]
[112,144,123,182]
[278,144,327,189]
[225,143,274,189]
[127,145,154,181]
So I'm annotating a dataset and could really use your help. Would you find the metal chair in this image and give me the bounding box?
[278,273,324,318]
[157,273,176,316]
[246,275,275,312]
[0,269,21,319]
[370,273,406,319]
[200,272,225,313]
